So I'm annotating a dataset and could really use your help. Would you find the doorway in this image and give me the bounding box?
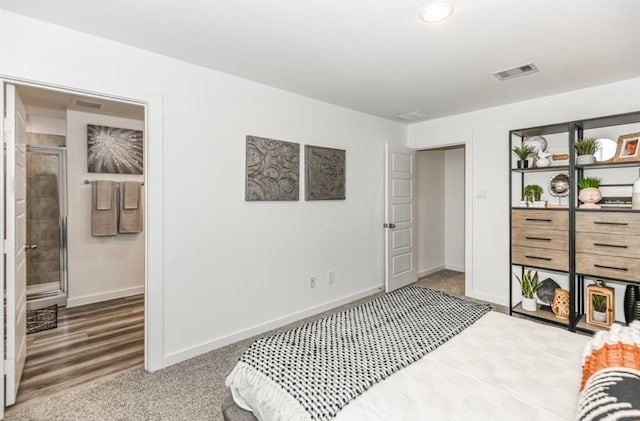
[416,146,465,281]
[3,81,147,408]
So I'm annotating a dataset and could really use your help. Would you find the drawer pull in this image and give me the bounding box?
[594,221,629,226]
[525,255,552,261]
[525,218,552,222]
[594,264,628,272]
[525,236,552,241]
[593,242,628,249]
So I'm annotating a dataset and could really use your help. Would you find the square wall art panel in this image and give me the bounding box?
[246,136,300,201]
[305,145,346,200]
[87,124,143,174]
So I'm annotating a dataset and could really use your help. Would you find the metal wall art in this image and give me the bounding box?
[245,135,299,201]
[305,145,345,200]
[87,125,143,174]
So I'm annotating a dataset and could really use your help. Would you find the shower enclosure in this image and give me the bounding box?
[25,145,68,309]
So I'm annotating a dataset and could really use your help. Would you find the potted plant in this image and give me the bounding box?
[523,184,543,205]
[514,270,541,311]
[578,177,602,208]
[575,137,600,165]
[512,145,536,168]
[591,294,607,323]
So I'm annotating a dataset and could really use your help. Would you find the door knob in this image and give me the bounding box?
[383,223,396,229]
[25,244,37,250]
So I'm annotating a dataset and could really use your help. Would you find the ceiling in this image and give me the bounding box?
[17,85,145,120]
[3,0,640,122]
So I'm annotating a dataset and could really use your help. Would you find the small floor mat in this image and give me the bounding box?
[27,305,58,334]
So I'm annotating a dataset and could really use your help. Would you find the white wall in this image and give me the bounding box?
[416,150,445,276]
[26,115,66,136]
[444,148,464,271]
[66,109,145,307]
[0,11,406,367]
[408,76,640,305]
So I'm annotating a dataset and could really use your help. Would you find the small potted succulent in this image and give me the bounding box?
[578,177,602,208]
[523,184,544,206]
[575,137,600,165]
[514,270,541,311]
[512,145,536,169]
[591,294,607,323]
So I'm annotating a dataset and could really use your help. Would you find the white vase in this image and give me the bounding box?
[576,154,596,165]
[579,187,602,208]
[536,157,551,167]
[633,170,640,210]
[522,297,537,312]
[593,310,606,323]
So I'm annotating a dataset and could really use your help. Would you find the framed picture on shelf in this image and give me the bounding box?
[586,282,614,328]
[614,132,640,162]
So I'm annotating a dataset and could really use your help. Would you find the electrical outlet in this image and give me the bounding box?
[328,271,335,284]
[310,277,316,288]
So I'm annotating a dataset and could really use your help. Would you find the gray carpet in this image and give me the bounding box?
[7,270,489,421]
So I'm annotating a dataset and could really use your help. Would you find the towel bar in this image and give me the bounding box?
[84,179,144,186]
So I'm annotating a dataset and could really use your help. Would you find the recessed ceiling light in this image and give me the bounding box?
[419,1,454,23]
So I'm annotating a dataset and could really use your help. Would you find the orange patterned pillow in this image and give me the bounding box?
[580,322,640,390]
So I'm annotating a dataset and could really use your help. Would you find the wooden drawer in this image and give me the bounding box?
[512,227,568,251]
[576,232,640,259]
[576,212,640,236]
[512,209,568,231]
[512,245,568,271]
[576,253,640,283]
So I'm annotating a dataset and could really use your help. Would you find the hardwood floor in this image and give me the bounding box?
[16,294,144,405]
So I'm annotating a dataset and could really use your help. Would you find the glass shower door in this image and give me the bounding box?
[26,146,68,307]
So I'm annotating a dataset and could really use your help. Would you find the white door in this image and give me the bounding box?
[384,143,417,292]
[3,83,28,407]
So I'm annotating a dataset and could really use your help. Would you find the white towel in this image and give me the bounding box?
[119,182,143,234]
[95,181,112,210]
[91,181,117,236]
[122,181,140,210]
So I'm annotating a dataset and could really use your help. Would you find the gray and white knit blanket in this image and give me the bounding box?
[226,286,491,420]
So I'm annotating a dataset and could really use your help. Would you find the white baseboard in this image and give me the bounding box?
[467,290,507,307]
[67,285,144,308]
[163,285,384,367]
[444,264,465,272]
[418,265,445,278]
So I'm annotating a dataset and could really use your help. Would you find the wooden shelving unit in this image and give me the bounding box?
[509,110,640,333]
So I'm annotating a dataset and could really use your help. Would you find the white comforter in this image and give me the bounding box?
[229,311,590,421]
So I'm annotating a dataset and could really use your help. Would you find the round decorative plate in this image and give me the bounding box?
[522,136,548,153]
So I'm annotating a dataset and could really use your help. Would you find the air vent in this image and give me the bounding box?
[493,63,539,81]
[72,98,104,110]
[395,111,425,121]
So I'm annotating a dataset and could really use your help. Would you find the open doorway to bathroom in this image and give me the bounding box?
[415,146,466,295]
[8,84,146,406]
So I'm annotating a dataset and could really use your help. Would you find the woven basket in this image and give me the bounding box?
[581,342,640,390]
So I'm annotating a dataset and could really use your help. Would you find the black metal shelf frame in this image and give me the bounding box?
[508,110,640,333]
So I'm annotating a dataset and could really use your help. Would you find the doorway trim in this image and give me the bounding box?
[0,74,165,373]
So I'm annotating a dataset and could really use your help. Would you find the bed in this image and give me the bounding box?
[225,286,639,421]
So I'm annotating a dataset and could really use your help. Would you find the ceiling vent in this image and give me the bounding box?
[395,111,425,121]
[493,63,539,81]
[72,98,104,110]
